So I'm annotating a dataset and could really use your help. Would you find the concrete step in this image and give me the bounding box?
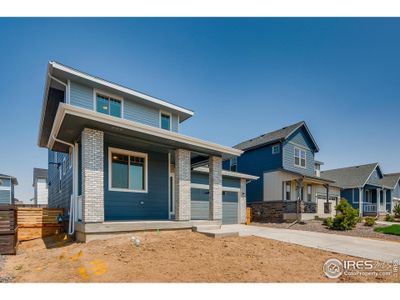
[198,231,239,238]
[192,225,222,232]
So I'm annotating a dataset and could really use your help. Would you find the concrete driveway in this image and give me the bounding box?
[199,224,400,263]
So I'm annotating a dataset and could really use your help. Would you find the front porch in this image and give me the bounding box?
[359,185,390,216]
[75,219,222,242]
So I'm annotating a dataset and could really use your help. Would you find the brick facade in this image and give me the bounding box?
[81,128,104,223]
[174,149,191,221]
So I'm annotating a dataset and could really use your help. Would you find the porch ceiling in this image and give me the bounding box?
[48,104,242,160]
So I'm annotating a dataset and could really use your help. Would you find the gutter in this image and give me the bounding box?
[51,134,77,235]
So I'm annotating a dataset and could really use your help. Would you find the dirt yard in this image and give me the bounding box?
[255,220,400,242]
[0,230,398,283]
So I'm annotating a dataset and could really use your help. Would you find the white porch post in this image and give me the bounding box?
[377,188,381,215]
[359,187,363,217]
[383,189,387,213]
[209,156,222,221]
[174,149,191,221]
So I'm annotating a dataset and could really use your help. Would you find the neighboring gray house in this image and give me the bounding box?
[321,163,400,216]
[32,168,48,205]
[37,61,257,241]
[0,173,18,205]
[223,121,340,221]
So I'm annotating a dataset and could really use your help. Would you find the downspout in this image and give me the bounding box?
[51,134,77,235]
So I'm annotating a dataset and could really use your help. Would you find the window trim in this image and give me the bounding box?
[272,144,280,154]
[108,147,148,193]
[93,89,124,118]
[307,184,312,202]
[159,110,172,131]
[294,147,307,169]
[285,181,291,200]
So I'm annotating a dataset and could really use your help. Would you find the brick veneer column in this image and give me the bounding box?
[81,128,104,223]
[175,149,191,221]
[239,178,247,223]
[209,156,222,221]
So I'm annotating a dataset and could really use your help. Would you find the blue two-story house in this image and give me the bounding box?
[37,62,257,242]
[321,163,400,216]
[0,173,18,205]
[223,121,340,221]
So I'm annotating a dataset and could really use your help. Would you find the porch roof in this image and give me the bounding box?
[272,168,337,186]
[46,103,243,160]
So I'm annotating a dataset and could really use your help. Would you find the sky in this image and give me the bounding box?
[0,18,400,202]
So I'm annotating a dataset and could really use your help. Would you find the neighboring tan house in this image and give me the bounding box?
[37,61,257,241]
[0,173,18,205]
[321,164,400,216]
[223,121,340,221]
[32,168,48,205]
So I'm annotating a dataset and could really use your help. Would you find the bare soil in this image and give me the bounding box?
[0,230,398,283]
[255,220,400,242]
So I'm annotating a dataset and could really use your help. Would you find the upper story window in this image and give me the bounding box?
[294,147,306,168]
[109,147,147,193]
[96,94,122,118]
[272,144,280,154]
[230,157,237,172]
[160,112,171,130]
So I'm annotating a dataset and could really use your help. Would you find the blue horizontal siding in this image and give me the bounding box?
[367,168,382,185]
[104,140,169,221]
[0,190,11,204]
[124,99,159,127]
[282,127,315,176]
[70,81,93,110]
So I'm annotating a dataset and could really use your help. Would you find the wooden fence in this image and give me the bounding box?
[0,205,17,255]
[16,207,64,241]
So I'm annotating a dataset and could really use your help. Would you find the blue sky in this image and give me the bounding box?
[0,18,400,201]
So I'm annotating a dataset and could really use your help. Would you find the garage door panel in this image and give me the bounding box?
[222,192,238,224]
[191,200,209,220]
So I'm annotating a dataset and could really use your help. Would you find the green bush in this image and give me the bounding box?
[327,198,360,231]
[385,214,395,222]
[364,217,376,226]
[323,217,333,227]
[393,203,400,219]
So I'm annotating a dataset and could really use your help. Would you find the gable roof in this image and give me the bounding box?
[321,163,379,189]
[0,173,18,185]
[33,168,48,185]
[379,173,400,189]
[233,121,319,152]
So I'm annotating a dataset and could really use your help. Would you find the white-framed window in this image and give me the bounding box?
[307,184,312,202]
[95,91,122,118]
[272,144,280,154]
[294,147,306,168]
[160,111,171,131]
[108,147,148,193]
[230,157,237,172]
[285,181,291,200]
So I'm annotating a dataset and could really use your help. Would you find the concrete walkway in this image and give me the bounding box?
[199,224,400,263]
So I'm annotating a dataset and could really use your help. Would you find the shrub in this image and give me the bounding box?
[393,203,400,219]
[327,198,360,231]
[385,214,395,222]
[364,217,376,226]
[323,217,333,227]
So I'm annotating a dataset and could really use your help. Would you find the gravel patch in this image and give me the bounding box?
[254,220,400,242]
